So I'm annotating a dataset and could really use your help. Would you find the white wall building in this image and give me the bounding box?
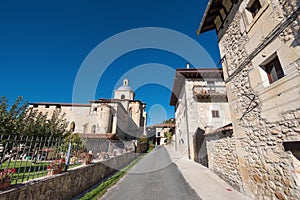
[170,68,231,162]
[29,79,147,140]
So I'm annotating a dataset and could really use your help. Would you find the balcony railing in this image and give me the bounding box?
[193,85,227,102]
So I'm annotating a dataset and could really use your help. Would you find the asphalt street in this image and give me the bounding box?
[101,146,201,200]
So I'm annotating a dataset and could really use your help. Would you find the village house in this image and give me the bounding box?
[197,0,300,199]
[170,67,231,165]
[147,123,175,146]
[29,79,147,151]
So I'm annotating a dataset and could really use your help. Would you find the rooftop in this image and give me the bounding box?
[116,78,134,92]
[148,123,175,129]
[29,102,90,107]
[117,85,134,92]
[170,68,224,106]
[90,98,145,105]
[204,123,233,136]
[197,0,235,34]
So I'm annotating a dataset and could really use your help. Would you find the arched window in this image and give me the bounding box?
[121,95,125,99]
[129,108,132,118]
[70,122,75,132]
[128,108,133,129]
[91,125,96,134]
[124,79,129,86]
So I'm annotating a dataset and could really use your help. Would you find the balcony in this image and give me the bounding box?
[193,85,227,102]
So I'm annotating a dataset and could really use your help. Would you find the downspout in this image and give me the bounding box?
[184,81,191,160]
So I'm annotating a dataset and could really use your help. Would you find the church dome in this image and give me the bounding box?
[114,78,135,101]
[117,85,133,92]
[116,79,133,92]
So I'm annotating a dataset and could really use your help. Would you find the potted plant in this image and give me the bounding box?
[47,158,66,176]
[82,152,93,165]
[0,168,16,190]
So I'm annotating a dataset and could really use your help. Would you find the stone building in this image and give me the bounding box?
[147,123,175,146]
[29,79,147,140]
[170,67,231,164]
[197,0,300,199]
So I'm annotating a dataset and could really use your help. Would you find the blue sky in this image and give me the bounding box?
[0,0,220,125]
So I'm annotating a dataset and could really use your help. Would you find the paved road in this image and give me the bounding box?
[101,146,201,200]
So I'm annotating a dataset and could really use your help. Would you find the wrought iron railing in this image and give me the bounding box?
[0,134,84,186]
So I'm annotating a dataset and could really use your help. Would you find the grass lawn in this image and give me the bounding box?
[1,160,49,184]
[1,160,81,184]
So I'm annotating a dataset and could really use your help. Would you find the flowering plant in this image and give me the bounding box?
[0,168,16,181]
[47,158,66,170]
[82,152,93,164]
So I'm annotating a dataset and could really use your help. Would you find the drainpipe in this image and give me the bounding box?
[107,140,111,155]
[175,127,177,151]
[184,83,191,160]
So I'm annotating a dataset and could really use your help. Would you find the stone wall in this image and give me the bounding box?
[0,152,138,200]
[175,90,189,158]
[206,132,242,191]
[215,0,300,199]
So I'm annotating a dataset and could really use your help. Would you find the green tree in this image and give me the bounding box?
[164,130,173,144]
[162,118,175,124]
[0,96,70,139]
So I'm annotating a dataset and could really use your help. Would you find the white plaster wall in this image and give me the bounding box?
[30,105,92,133]
[174,78,231,160]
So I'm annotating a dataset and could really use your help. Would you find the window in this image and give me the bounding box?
[91,125,96,134]
[247,0,262,18]
[70,122,75,132]
[261,56,284,84]
[212,110,220,118]
[93,107,97,111]
[129,108,132,118]
[83,123,88,133]
[124,79,128,86]
[121,95,125,99]
[45,105,50,108]
[283,141,300,160]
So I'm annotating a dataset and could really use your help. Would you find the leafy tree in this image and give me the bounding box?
[162,118,175,124]
[164,130,173,144]
[63,133,86,156]
[0,96,29,136]
[0,96,71,139]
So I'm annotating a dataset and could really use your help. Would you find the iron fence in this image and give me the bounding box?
[0,134,85,186]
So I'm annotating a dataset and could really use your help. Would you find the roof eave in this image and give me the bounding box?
[169,68,224,106]
[197,0,214,35]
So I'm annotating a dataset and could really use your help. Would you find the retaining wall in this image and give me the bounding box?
[0,152,138,200]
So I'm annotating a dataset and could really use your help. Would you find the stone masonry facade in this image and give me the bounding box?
[205,132,242,190]
[216,0,300,199]
[199,0,300,199]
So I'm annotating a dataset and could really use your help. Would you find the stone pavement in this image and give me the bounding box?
[165,146,253,200]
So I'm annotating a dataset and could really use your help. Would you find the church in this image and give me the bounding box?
[29,79,147,140]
